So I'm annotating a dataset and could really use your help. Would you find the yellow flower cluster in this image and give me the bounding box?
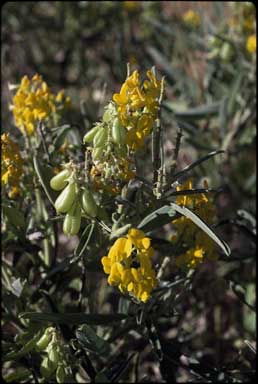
[101,228,158,302]
[1,133,23,198]
[11,74,70,136]
[182,10,200,28]
[246,34,256,54]
[113,70,161,150]
[171,179,218,269]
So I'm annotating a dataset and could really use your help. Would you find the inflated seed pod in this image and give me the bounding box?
[83,126,100,144]
[35,330,52,352]
[56,365,66,383]
[112,118,127,145]
[63,202,82,236]
[92,147,103,161]
[220,42,234,62]
[48,344,60,370]
[93,127,108,148]
[40,357,56,379]
[81,188,98,217]
[54,182,76,213]
[50,169,71,191]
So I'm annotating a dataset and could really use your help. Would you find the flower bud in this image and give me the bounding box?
[81,188,98,217]
[112,118,127,144]
[63,202,82,236]
[93,127,108,148]
[83,126,99,144]
[50,169,71,191]
[54,182,76,213]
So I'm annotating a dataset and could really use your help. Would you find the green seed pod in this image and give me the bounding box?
[54,182,76,213]
[83,126,100,144]
[35,332,52,352]
[112,118,127,145]
[56,365,66,383]
[81,188,98,217]
[92,147,103,161]
[50,169,71,191]
[63,202,82,236]
[40,357,56,379]
[48,345,59,369]
[207,35,222,48]
[93,127,108,148]
[220,42,234,62]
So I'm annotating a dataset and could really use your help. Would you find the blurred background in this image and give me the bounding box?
[2,2,256,382]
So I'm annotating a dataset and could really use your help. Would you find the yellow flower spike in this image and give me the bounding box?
[11,74,70,135]
[101,228,157,302]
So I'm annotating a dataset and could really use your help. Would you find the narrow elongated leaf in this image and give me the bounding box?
[4,368,32,382]
[170,203,231,256]
[76,324,110,355]
[172,150,225,180]
[137,206,178,232]
[163,101,221,119]
[53,124,72,149]
[74,223,95,259]
[33,156,59,206]
[3,330,42,362]
[19,312,128,325]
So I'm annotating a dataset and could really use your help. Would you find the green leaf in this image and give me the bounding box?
[3,368,32,382]
[33,156,59,206]
[3,330,42,362]
[172,150,225,180]
[53,124,72,150]
[76,324,110,355]
[19,312,128,325]
[137,206,178,232]
[74,223,95,259]
[170,203,231,256]
[163,101,221,120]
[2,204,26,230]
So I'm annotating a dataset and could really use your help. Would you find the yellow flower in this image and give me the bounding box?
[172,179,218,269]
[101,228,157,302]
[246,34,256,54]
[113,69,161,151]
[183,10,201,28]
[1,133,23,197]
[11,74,70,136]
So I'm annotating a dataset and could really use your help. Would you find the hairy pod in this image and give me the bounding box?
[93,127,108,148]
[81,188,98,217]
[112,118,127,144]
[50,169,71,191]
[54,182,76,213]
[83,126,99,143]
[63,202,82,236]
